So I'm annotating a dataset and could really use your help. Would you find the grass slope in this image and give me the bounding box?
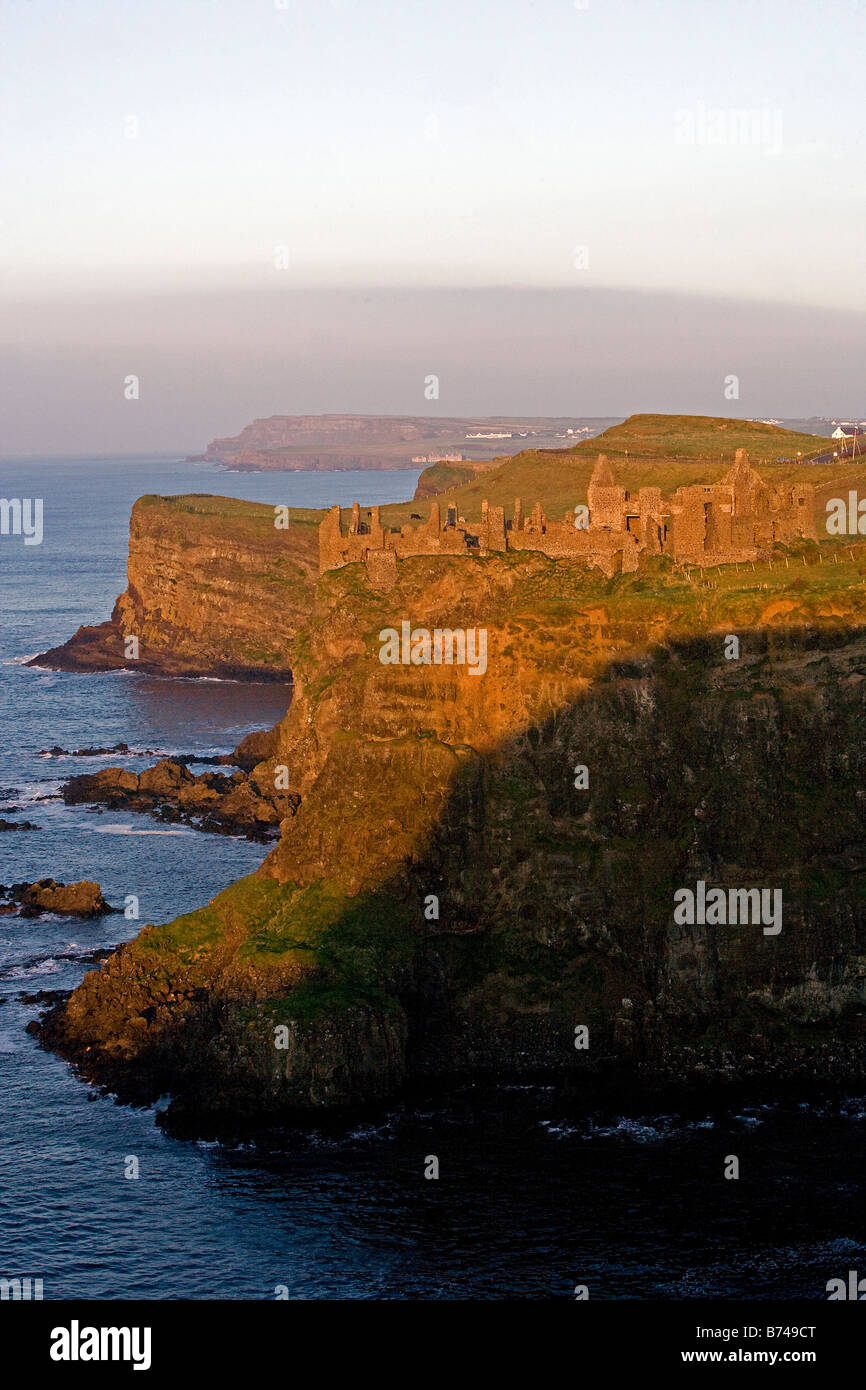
[399,414,839,527]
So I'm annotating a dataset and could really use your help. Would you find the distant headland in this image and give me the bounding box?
[189,413,617,472]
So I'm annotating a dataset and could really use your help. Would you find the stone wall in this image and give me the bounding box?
[319,451,820,578]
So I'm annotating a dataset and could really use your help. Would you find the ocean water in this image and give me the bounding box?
[0,455,864,1300]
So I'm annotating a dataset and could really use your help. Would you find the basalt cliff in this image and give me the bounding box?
[36,416,866,1130]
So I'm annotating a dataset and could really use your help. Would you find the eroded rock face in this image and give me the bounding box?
[41,545,866,1127]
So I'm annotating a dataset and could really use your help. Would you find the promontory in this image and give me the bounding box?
[36,415,866,1131]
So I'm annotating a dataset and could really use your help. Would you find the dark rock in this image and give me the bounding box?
[39,742,138,757]
[58,748,293,843]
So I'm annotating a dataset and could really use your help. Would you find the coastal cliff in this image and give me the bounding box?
[42,538,866,1128]
[32,495,318,679]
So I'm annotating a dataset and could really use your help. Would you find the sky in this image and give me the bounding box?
[1,0,864,454]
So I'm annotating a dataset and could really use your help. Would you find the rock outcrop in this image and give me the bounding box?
[31,416,842,681]
[4,880,115,918]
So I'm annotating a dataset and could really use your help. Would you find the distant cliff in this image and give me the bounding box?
[196,414,608,471]
[32,495,317,680]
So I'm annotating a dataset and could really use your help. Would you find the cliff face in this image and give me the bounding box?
[33,495,318,679]
[43,541,866,1127]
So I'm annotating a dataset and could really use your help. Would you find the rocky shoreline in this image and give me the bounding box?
[29,635,295,681]
[34,980,866,1140]
[61,759,298,841]
[57,726,297,841]
[28,623,294,680]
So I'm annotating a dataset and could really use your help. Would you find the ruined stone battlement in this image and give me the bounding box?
[318,451,817,582]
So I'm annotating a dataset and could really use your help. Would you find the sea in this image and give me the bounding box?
[0,455,863,1300]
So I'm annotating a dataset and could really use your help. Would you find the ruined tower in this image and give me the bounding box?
[587,454,627,530]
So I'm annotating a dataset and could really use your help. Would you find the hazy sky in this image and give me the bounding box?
[1,0,864,453]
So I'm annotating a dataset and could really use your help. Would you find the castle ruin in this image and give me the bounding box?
[318,451,817,584]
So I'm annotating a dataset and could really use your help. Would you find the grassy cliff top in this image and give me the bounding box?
[569,413,831,462]
[134,493,322,537]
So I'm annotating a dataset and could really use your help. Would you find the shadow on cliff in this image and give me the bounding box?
[41,620,866,1134]
[283,619,866,1068]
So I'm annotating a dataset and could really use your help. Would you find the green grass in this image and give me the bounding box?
[252,981,402,1025]
[138,869,417,979]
